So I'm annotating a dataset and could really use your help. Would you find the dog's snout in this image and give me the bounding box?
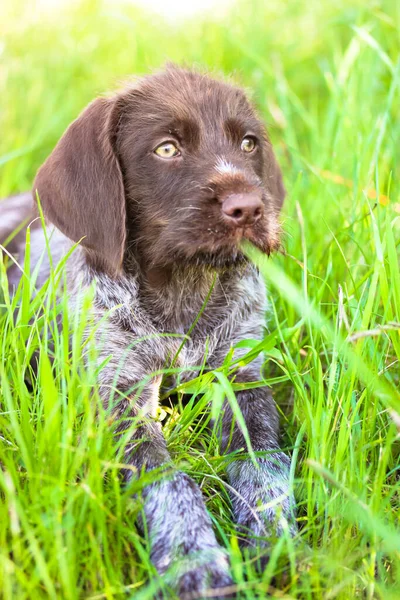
[221,193,264,227]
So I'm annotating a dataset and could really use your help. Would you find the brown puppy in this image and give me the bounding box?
[1,66,295,599]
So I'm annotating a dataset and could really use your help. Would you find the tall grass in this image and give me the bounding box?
[1,0,399,598]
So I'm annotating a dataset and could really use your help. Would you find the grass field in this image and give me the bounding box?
[1,0,400,598]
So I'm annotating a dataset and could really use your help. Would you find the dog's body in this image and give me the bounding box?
[1,67,295,598]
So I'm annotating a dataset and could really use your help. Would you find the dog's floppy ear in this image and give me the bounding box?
[264,140,286,212]
[34,97,126,276]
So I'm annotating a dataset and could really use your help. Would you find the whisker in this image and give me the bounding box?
[175,206,202,212]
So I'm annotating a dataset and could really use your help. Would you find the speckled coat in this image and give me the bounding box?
[1,67,296,599]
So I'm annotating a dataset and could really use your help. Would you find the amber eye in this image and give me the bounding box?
[154,142,180,159]
[241,136,257,153]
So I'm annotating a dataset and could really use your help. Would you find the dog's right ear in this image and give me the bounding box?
[34,97,126,276]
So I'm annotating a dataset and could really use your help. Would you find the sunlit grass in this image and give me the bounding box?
[1,0,399,598]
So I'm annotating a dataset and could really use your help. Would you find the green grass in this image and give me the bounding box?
[1,0,400,598]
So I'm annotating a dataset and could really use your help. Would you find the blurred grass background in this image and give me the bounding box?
[0,0,400,598]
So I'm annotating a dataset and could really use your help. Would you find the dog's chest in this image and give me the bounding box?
[92,264,265,372]
[143,266,266,370]
[146,293,233,371]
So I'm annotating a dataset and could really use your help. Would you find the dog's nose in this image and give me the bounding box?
[221,193,264,227]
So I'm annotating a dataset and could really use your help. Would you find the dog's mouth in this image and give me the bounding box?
[142,217,280,269]
[216,224,266,243]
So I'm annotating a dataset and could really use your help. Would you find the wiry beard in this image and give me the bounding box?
[172,248,248,269]
[137,217,276,271]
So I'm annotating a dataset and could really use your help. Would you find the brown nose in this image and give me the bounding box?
[222,193,264,227]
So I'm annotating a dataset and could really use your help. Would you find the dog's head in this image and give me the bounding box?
[34,66,285,276]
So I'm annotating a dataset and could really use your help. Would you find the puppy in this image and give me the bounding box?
[1,66,295,598]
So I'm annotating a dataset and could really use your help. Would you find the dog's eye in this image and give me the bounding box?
[241,136,257,153]
[154,142,180,159]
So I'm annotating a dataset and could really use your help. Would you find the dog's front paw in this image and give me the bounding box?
[158,546,234,599]
[228,457,297,549]
[144,472,234,598]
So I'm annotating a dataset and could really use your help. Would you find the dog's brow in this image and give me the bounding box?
[163,117,200,145]
[224,117,247,142]
[224,116,263,142]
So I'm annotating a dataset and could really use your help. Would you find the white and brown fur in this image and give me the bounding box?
[1,66,295,599]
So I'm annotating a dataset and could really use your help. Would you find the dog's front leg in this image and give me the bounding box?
[219,377,296,548]
[98,365,232,598]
